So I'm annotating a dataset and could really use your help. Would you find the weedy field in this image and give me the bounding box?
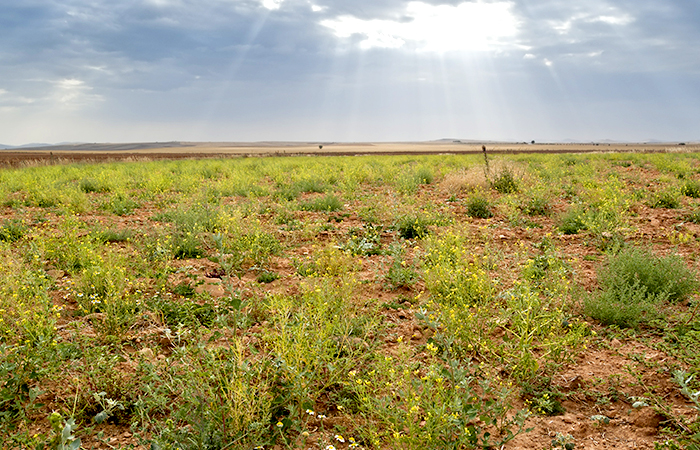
[1,151,700,450]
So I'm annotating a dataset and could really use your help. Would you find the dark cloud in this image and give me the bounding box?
[0,0,698,143]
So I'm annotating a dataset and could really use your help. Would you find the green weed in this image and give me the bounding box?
[79,177,111,193]
[299,194,343,212]
[465,194,493,219]
[650,189,681,209]
[2,152,700,446]
[599,247,698,304]
[585,247,699,328]
[257,271,280,284]
[101,192,139,216]
[681,179,700,198]
[414,166,435,185]
[491,167,519,194]
[341,224,383,256]
[396,214,432,239]
[295,245,359,278]
[384,242,418,290]
[348,347,529,449]
[520,194,551,216]
[685,209,700,224]
[212,227,280,278]
[557,207,587,235]
[0,220,26,243]
[172,232,205,259]
[94,228,133,244]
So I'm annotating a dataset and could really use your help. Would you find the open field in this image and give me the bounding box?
[1,151,700,449]
[1,141,698,168]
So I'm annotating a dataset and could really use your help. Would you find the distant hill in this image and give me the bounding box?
[0,143,54,149]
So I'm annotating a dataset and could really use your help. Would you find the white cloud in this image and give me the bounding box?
[321,1,520,52]
[596,14,633,26]
[261,0,283,10]
[550,8,634,36]
[52,78,103,109]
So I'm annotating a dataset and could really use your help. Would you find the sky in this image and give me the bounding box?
[1,0,699,145]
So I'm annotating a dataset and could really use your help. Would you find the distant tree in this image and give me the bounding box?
[319,145,323,150]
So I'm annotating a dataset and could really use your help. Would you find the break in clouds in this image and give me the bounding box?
[0,0,698,144]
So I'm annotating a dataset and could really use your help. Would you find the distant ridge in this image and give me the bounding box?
[3,142,193,152]
[0,143,53,149]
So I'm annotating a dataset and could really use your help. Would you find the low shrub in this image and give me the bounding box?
[102,193,139,216]
[0,220,26,243]
[557,208,587,235]
[465,194,493,219]
[649,190,680,209]
[491,167,519,194]
[95,229,133,244]
[685,209,700,224]
[79,178,110,193]
[299,194,343,212]
[256,271,279,284]
[520,195,551,216]
[585,247,699,328]
[584,281,656,329]
[681,180,700,198]
[603,247,698,303]
[172,232,204,259]
[341,224,383,256]
[440,168,488,195]
[294,178,327,194]
[396,214,431,239]
[384,243,417,290]
[414,166,434,185]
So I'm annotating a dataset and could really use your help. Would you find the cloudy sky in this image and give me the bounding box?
[1,0,698,145]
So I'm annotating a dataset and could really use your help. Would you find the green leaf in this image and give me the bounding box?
[94,411,109,423]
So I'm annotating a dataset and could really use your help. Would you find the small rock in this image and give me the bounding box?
[47,269,65,279]
[562,375,583,391]
[138,347,155,360]
[610,338,622,348]
[632,408,662,428]
[195,278,226,298]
